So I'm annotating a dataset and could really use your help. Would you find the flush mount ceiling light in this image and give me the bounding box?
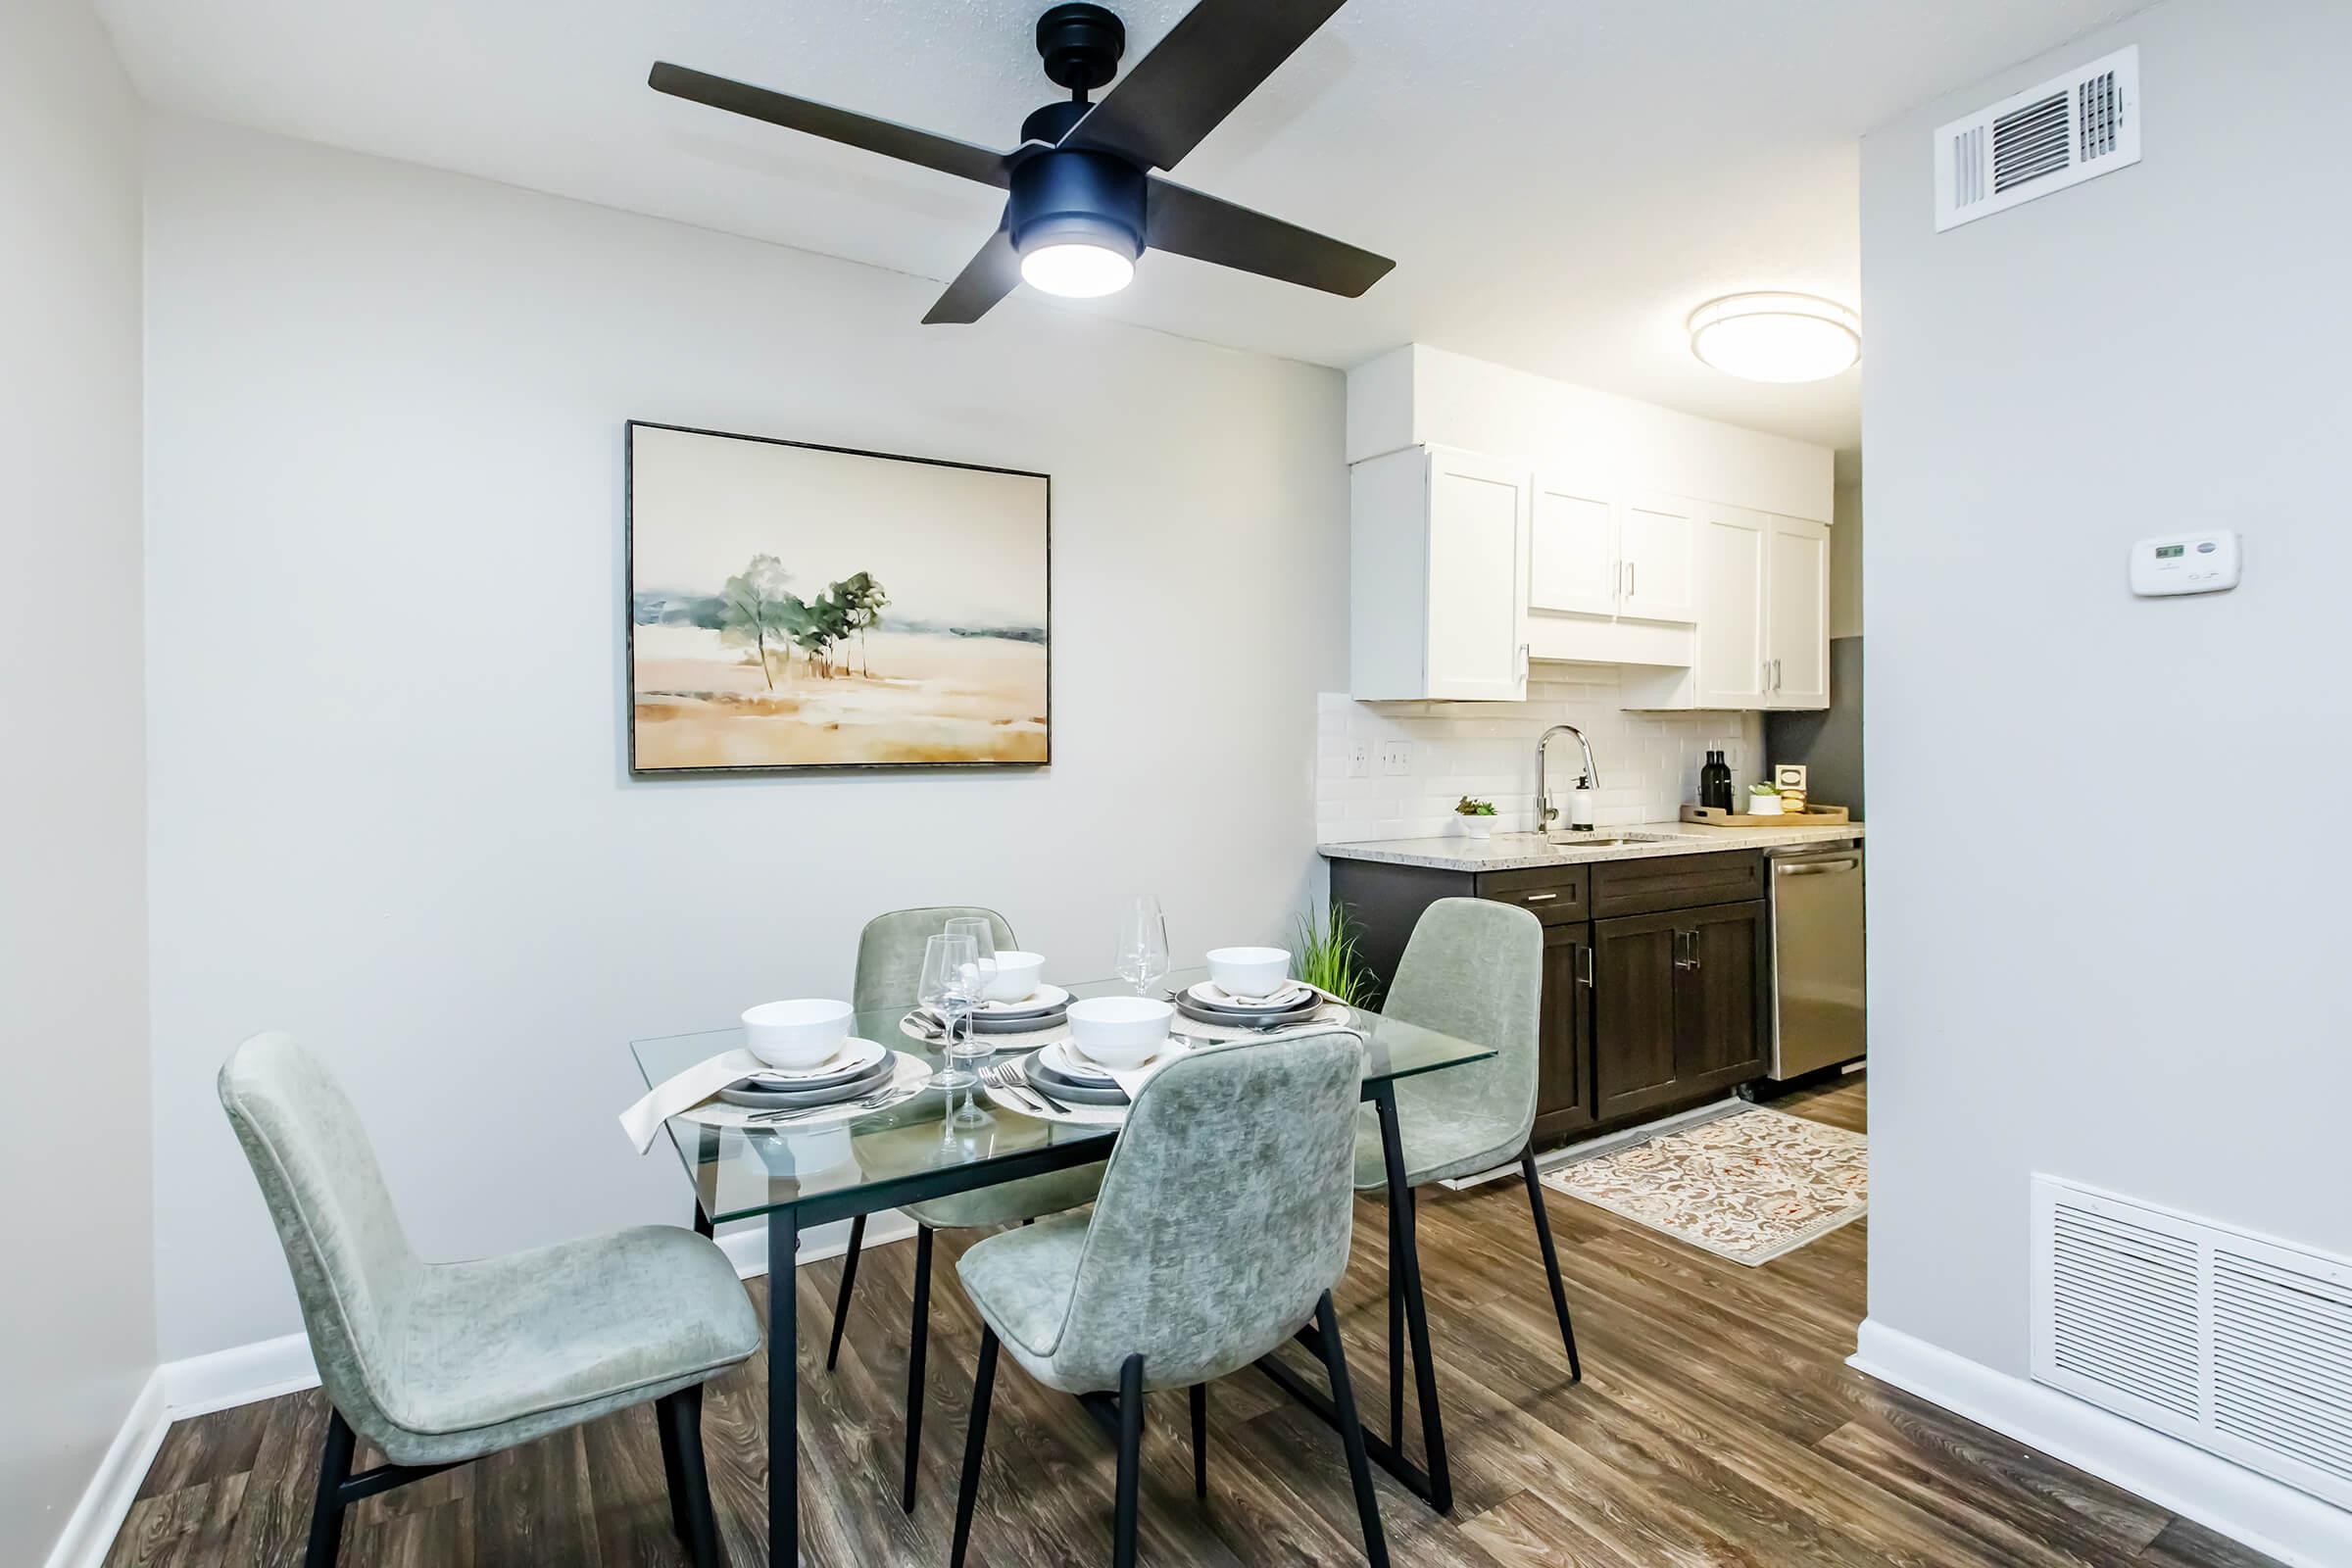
[1688,293,1861,383]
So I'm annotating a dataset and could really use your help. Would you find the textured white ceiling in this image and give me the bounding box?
[96,0,2138,448]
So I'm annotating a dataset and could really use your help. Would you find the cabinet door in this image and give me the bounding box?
[1592,910,1685,1121]
[1692,504,1769,709]
[1619,493,1698,623]
[1424,447,1530,700]
[1764,514,1830,709]
[1529,471,1619,618]
[1673,900,1768,1092]
[1534,922,1595,1138]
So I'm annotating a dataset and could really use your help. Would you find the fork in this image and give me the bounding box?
[749,1087,906,1125]
[979,1064,1048,1114]
[1003,1059,1080,1112]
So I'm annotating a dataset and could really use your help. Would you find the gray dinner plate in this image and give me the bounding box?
[1018,1053,1130,1106]
[968,1004,1069,1036]
[718,1055,894,1108]
[1174,993,1322,1028]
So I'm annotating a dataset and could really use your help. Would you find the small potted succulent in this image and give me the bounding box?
[1745,780,1785,816]
[1454,795,1497,839]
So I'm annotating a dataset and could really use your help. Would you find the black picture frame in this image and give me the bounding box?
[625,419,1052,776]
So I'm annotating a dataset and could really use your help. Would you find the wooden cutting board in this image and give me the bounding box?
[1680,804,1851,827]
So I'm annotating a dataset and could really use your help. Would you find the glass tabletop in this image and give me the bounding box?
[630,966,1494,1226]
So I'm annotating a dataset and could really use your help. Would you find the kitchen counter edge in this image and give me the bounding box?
[1317,821,1865,872]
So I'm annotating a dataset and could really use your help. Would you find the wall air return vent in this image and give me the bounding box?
[1936,46,2140,231]
[2033,1175,2352,1510]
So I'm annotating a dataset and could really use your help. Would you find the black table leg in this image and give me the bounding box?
[1251,1083,1454,1515]
[1374,1082,1451,1513]
[768,1207,800,1566]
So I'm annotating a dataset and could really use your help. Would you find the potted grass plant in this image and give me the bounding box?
[1295,904,1374,1006]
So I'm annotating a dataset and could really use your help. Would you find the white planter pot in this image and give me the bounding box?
[1745,794,1784,815]
[1458,817,1493,839]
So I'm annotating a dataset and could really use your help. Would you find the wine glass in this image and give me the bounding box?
[944,915,998,1000]
[919,933,981,1095]
[1113,895,1171,998]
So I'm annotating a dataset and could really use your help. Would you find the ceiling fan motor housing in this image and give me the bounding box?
[1035,3,1126,94]
[1006,149,1146,261]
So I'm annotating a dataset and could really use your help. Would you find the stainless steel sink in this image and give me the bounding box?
[1541,834,1671,850]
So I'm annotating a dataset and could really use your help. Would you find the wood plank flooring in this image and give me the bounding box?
[106,1076,2282,1566]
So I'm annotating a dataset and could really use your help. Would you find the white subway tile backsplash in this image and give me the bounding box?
[1312,666,1766,845]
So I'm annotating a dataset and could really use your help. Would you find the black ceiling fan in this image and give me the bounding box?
[649,0,1393,324]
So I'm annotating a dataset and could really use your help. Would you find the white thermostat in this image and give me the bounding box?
[2131,530,2240,597]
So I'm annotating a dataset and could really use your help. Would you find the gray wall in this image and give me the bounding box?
[1863,0,2352,1381]
[143,119,1352,1358]
[0,0,156,1553]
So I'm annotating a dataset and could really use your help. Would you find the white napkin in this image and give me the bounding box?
[1102,1040,1192,1102]
[618,1048,765,1154]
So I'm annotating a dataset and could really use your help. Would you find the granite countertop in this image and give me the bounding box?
[1317,819,1865,872]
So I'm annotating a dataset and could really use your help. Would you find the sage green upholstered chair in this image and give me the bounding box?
[220,1033,760,1568]
[1352,898,1580,1441]
[828,905,1106,1511]
[950,1030,1388,1568]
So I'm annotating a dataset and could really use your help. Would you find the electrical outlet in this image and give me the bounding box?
[1378,740,1414,776]
[1346,741,1370,779]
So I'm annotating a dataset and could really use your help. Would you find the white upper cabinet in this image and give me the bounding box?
[1348,445,1530,701]
[1692,504,1770,709]
[1529,472,1618,618]
[1764,514,1831,708]
[1618,493,1698,623]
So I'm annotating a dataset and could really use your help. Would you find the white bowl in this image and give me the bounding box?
[741,999,854,1069]
[981,950,1046,1003]
[1064,996,1173,1069]
[1206,946,1291,1000]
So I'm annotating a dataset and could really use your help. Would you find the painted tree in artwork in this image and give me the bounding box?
[836,571,890,676]
[717,554,794,688]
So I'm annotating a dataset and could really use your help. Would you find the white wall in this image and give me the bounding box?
[143,119,1349,1358]
[1316,678,1759,843]
[1861,0,2352,1554]
[1830,468,1862,640]
[0,0,155,1554]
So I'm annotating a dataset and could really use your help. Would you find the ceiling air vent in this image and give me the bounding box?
[2033,1175,2352,1510]
[1935,45,2140,230]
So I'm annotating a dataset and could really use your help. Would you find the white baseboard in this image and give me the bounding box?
[39,1370,168,1568]
[48,1211,920,1568]
[1851,1317,2352,1568]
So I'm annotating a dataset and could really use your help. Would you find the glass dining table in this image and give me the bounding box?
[632,966,1493,1566]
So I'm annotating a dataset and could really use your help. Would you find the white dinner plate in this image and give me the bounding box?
[1040,1039,1120,1084]
[974,984,1071,1016]
[739,1036,886,1089]
[1186,980,1315,1012]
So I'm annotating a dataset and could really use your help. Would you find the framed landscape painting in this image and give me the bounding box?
[626,420,1051,773]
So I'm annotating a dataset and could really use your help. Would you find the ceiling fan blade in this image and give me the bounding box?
[1057,0,1348,171]
[1145,177,1393,298]
[923,227,1023,324]
[650,63,1012,189]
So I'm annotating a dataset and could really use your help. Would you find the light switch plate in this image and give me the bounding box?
[1346,741,1370,779]
[2131,530,2241,597]
[1378,740,1413,775]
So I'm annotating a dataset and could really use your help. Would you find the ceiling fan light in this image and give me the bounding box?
[1015,217,1140,299]
[1688,292,1861,383]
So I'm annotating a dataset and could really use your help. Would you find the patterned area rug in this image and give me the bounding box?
[1540,1106,1867,1266]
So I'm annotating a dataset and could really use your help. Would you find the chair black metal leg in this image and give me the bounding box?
[304,1408,357,1568]
[658,1387,720,1568]
[1385,1200,1404,1445]
[655,1393,691,1544]
[1375,1086,1452,1513]
[1520,1146,1582,1382]
[1189,1383,1208,1499]
[1113,1354,1146,1568]
[901,1223,935,1513]
[950,1327,1001,1568]
[826,1213,866,1372]
[1315,1292,1391,1568]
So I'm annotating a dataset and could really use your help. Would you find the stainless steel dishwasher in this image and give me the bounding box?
[1766,841,1866,1080]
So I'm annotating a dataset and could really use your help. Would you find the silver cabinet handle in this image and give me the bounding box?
[1518,642,1531,681]
[1779,858,1858,876]
[1773,658,1783,692]
[1523,891,1558,903]
[1673,929,1694,969]
[1627,561,1636,599]
[1578,945,1593,986]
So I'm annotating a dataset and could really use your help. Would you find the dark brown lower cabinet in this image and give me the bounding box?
[1533,920,1595,1141]
[1592,900,1767,1120]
